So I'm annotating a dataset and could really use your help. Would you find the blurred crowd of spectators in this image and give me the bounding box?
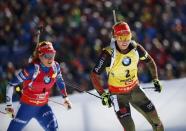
[0,0,186,102]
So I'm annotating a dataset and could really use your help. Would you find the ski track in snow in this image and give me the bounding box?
[0,78,186,131]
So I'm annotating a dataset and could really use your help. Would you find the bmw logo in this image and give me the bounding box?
[122,57,131,66]
[44,76,51,84]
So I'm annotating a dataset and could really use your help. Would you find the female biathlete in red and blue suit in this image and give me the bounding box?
[5,41,72,131]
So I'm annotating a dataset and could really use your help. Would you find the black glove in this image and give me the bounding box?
[101,92,112,108]
[153,79,163,92]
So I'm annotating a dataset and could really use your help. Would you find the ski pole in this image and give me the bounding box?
[0,110,14,119]
[65,81,101,99]
[28,24,44,63]
[49,99,71,110]
[142,87,155,90]
[35,25,44,47]
[0,110,7,115]
[36,26,41,45]
[113,10,117,24]
[49,99,65,106]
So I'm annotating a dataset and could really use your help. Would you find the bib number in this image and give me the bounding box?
[125,70,130,78]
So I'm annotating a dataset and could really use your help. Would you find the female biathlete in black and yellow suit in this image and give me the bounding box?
[90,21,164,131]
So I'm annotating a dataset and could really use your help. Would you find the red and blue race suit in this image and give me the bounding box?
[6,61,68,131]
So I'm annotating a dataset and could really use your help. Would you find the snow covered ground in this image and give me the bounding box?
[0,78,186,131]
